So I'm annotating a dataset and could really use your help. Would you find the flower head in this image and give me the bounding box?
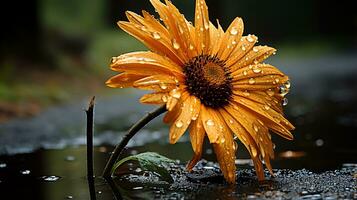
[107,0,294,184]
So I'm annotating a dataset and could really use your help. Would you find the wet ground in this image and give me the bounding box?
[0,52,357,199]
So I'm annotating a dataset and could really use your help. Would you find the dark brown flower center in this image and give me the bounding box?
[183,55,233,108]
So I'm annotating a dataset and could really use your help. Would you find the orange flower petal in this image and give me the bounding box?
[231,64,289,91]
[106,73,146,88]
[187,114,205,171]
[140,92,167,105]
[200,106,222,143]
[220,108,265,180]
[118,20,185,65]
[169,95,200,144]
[210,20,225,56]
[149,0,191,63]
[217,17,244,61]
[232,46,276,70]
[226,35,258,68]
[194,0,210,54]
[110,51,184,77]
[212,112,237,183]
[232,95,294,140]
[133,75,179,92]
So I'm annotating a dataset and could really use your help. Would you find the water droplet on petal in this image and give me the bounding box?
[189,44,194,50]
[161,95,168,102]
[248,78,255,84]
[260,104,269,111]
[220,137,226,143]
[230,27,238,35]
[159,83,167,90]
[171,89,181,99]
[191,113,199,121]
[229,119,234,124]
[241,45,246,51]
[253,47,259,52]
[282,98,288,106]
[251,147,258,157]
[285,80,291,89]
[267,89,274,96]
[247,35,255,42]
[152,32,161,40]
[172,39,180,50]
[206,119,215,126]
[243,70,248,76]
[252,66,262,73]
[175,120,183,128]
[279,85,289,96]
[253,124,259,132]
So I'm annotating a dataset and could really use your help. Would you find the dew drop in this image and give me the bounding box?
[189,44,194,50]
[159,83,168,90]
[279,85,289,96]
[284,80,291,89]
[206,119,215,126]
[161,95,168,102]
[175,120,183,128]
[171,89,181,99]
[248,78,255,84]
[282,98,288,106]
[172,39,180,50]
[0,163,6,168]
[241,45,246,51]
[252,66,262,73]
[140,26,148,31]
[220,137,226,144]
[230,27,238,35]
[267,89,274,96]
[264,105,270,110]
[247,35,255,42]
[251,146,258,157]
[253,47,259,52]
[253,124,259,132]
[204,20,210,30]
[229,119,234,124]
[152,32,161,40]
[243,70,248,76]
[133,186,144,190]
[66,196,73,199]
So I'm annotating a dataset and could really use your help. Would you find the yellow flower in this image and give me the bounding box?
[106,0,294,184]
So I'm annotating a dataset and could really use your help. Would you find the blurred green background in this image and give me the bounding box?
[0,0,356,122]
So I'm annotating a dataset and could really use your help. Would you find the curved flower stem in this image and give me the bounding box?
[102,105,167,178]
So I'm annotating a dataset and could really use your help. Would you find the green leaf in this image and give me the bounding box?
[112,152,175,182]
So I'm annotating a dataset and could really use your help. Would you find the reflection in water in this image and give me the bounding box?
[279,151,306,159]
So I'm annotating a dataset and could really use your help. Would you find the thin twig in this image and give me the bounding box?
[102,105,167,178]
[86,96,96,200]
[86,96,95,178]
